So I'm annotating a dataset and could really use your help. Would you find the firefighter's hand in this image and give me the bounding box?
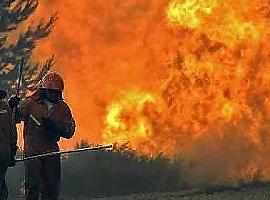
[8,96,20,110]
[42,118,56,131]
[41,118,60,139]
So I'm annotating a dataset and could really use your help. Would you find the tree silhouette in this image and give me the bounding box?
[0,0,56,96]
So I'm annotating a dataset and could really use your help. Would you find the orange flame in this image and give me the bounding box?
[103,89,159,148]
[27,0,270,181]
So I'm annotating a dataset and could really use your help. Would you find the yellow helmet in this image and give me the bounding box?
[39,72,64,91]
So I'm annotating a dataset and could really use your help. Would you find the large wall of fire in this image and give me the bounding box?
[27,0,270,181]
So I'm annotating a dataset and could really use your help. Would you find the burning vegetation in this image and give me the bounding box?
[30,0,270,182]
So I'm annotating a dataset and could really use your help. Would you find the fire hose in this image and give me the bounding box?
[15,145,113,163]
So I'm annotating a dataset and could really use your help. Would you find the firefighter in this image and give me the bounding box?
[0,89,17,200]
[9,72,76,200]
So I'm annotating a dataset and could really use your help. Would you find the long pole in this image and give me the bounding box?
[12,58,25,160]
[16,58,25,97]
[15,145,113,163]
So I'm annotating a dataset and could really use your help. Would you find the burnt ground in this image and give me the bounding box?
[61,186,270,200]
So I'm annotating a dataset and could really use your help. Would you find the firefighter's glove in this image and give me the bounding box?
[42,118,57,132]
[8,96,20,110]
[41,118,60,140]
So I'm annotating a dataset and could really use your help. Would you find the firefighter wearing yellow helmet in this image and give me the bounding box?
[9,72,76,200]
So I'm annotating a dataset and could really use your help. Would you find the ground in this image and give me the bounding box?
[66,186,270,200]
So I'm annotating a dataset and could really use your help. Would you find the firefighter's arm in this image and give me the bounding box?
[56,117,76,139]
[56,103,76,139]
[56,104,76,139]
[43,104,76,139]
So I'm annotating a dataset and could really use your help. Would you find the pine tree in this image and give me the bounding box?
[0,0,57,96]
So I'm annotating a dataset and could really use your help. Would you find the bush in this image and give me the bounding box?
[61,143,187,198]
[7,143,187,199]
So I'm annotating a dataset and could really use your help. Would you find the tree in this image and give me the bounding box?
[0,0,56,96]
